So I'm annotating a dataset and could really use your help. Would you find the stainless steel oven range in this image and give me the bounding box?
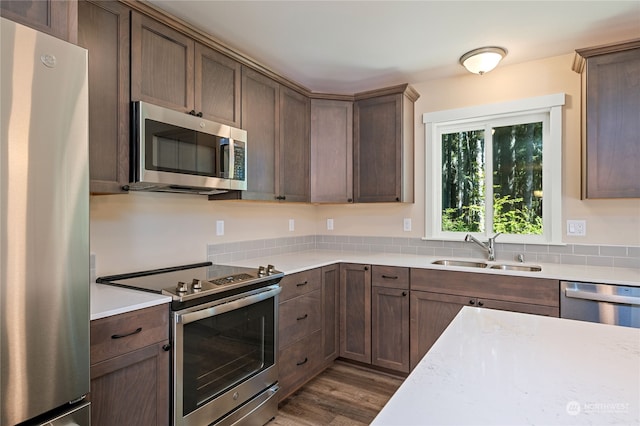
[97,262,283,426]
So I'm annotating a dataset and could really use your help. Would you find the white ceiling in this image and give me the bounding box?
[148,1,640,94]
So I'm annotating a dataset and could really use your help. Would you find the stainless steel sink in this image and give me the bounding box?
[432,260,488,268]
[489,264,542,272]
[431,259,542,272]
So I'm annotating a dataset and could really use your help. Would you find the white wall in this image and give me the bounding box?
[90,53,640,275]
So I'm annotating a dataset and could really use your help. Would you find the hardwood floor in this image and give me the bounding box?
[270,361,404,425]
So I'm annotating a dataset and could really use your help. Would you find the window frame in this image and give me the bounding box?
[423,93,565,245]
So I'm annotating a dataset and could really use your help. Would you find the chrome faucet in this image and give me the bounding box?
[464,233,501,261]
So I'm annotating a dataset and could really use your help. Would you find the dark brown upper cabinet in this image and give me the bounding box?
[574,39,640,199]
[78,0,130,194]
[131,12,241,127]
[354,85,419,203]
[310,99,354,203]
[211,67,309,202]
[1,0,77,43]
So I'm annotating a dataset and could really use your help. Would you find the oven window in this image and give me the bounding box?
[145,119,220,177]
[181,297,275,416]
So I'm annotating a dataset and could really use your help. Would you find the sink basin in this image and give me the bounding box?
[432,260,487,268]
[489,264,542,272]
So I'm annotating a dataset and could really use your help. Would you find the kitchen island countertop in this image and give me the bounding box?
[371,307,640,425]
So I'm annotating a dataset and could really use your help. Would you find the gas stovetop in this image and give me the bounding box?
[97,262,283,305]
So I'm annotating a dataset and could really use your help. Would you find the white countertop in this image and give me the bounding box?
[227,250,640,286]
[372,307,640,426]
[91,249,640,319]
[90,283,171,320]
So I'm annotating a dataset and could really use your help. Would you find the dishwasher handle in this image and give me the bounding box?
[564,288,640,306]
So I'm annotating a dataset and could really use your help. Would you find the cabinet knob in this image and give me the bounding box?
[347,198,353,203]
[188,110,197,116]
[364,266,369,271]
[196,111,203,117]
[478,301,484,307]
[395,197,400,202]
[162,344,171,351]
[402,291,407,297]
[469,299,475,305]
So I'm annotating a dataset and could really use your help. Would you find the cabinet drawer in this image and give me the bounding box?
[372,265,409,289]
[279,290,321,349]
[279,268,321,302]
[278,330,322,401]
[91,304,169,365]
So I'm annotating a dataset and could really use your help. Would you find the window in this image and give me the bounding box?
[423,94,565,244]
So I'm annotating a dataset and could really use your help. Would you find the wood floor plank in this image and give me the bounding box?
[271,361,403,425]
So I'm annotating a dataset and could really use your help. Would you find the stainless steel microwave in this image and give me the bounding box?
[127,101,247,194]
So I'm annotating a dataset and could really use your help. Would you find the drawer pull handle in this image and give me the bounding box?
[297,357,308,366]
[296,281,308,287]
[111,327,142,339]
[382,275,398,279]
[296,314,308,321]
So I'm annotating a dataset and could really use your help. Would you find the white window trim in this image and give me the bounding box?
[422,93,566,245]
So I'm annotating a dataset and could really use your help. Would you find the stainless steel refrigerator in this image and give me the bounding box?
[1,17,90,425]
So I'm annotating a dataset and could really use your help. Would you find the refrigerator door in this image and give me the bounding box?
[1,17,90,425]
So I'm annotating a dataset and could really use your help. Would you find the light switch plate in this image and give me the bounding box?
[216,220,224,236]
[566,220,586,236]
[327,218,334,230]
[403,218,412,232]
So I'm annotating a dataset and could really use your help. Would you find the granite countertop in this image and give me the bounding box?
[371,307,640,425]
[91,250,640,319]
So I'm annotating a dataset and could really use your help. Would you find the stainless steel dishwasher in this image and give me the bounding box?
[560,281,640,328]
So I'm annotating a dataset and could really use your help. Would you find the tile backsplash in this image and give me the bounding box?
[207,235,640,269]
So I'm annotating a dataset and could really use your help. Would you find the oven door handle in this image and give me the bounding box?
[564,288,640,306]
[177,285,281,325]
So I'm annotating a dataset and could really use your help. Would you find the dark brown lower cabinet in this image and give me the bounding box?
[409,268,560,370]
[90,341,169,426]
[90,304,170,426]
[372,286,410,372]
[321,264,340,367]
[339,263,372,364]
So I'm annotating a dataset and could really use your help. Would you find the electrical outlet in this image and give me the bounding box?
[327,218,334,230]
[216,220,224,236]
[566,220,586,236]
[403,218,412,232]
[289,219,295,232]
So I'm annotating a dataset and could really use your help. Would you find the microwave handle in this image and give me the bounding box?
[177,285,281,325]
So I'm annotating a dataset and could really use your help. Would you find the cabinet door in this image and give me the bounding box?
[195,43,241,126]
[131,12,194,111]
[584,47,640,198]
[1,0,76,42]
[240,67,279,200]
[410,291,471,370]
[372,286,410,372]
[279,86,310,202]
[90,340,170,426]
[339,263,371,363]
[310,99,353,203]
[321,264,340,366]
[78,0,130,194]
[354,93,402,202]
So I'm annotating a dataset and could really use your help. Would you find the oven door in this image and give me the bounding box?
[173,285,281,426]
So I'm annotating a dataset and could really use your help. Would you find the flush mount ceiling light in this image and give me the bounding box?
[459,47,508,75]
